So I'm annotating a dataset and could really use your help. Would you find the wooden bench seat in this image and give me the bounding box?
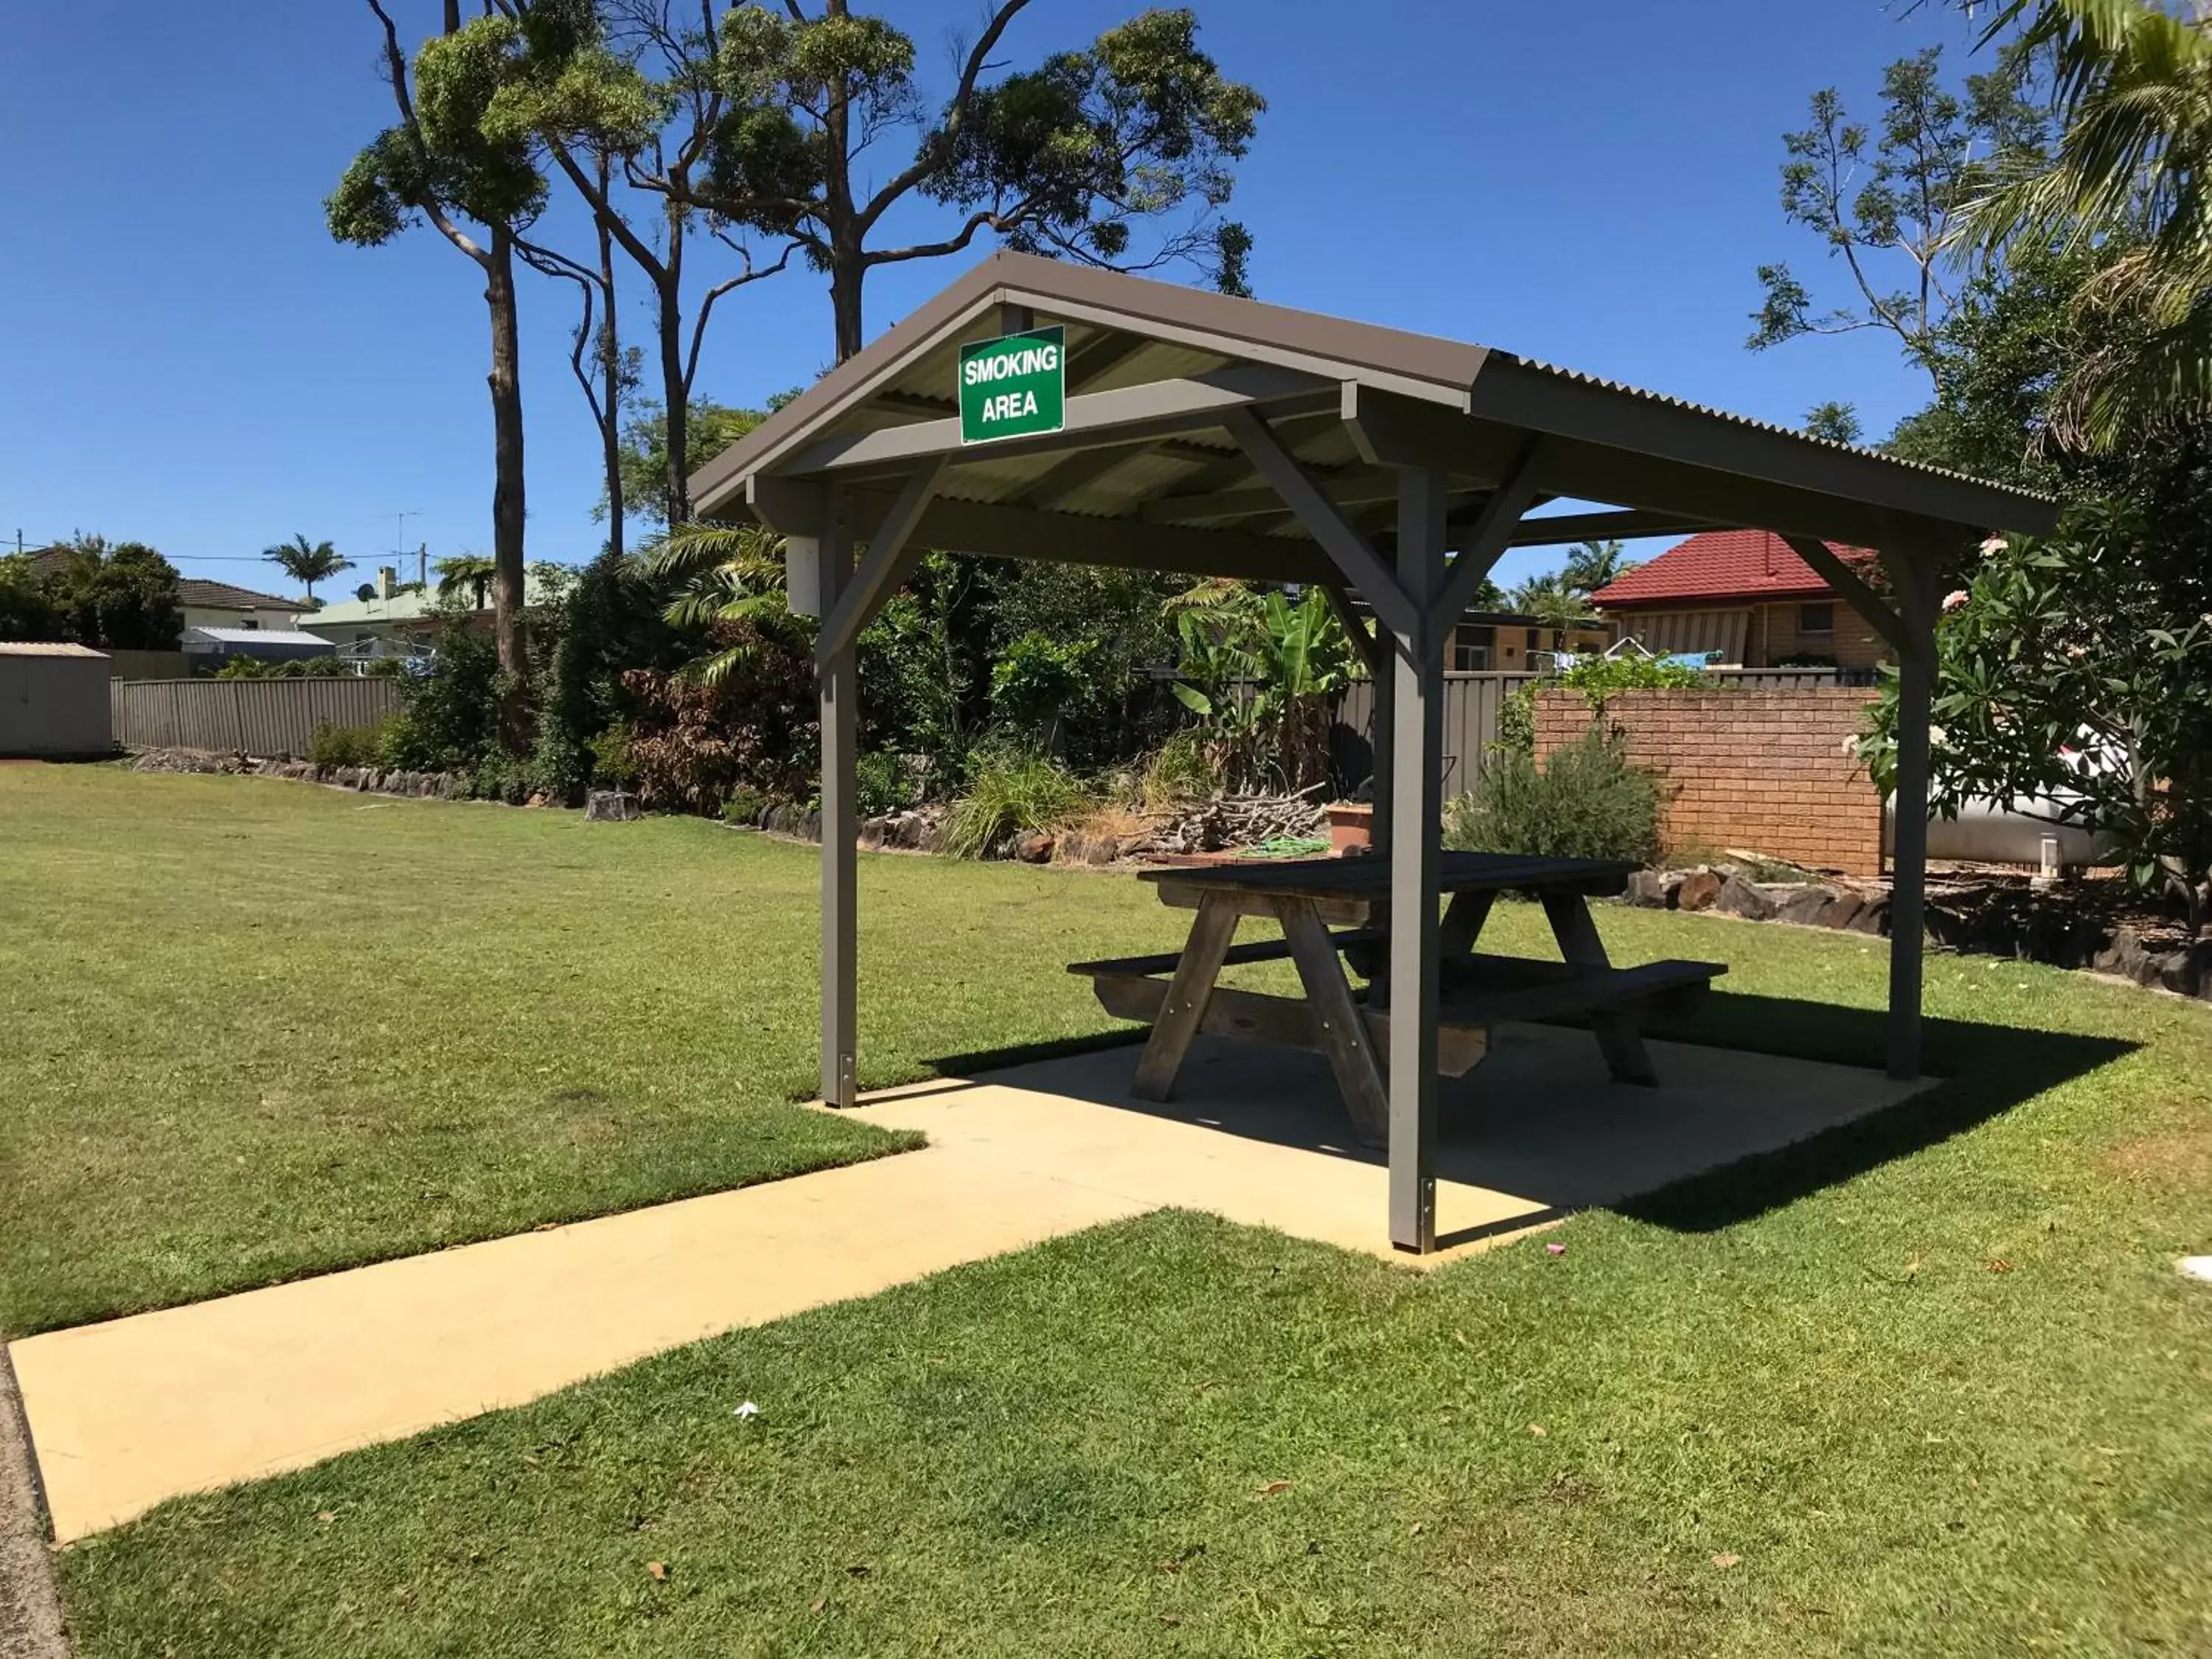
[1071,948,1725,1103]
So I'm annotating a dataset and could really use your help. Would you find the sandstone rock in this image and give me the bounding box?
[1016,831,1056,864]
[585,789,639,823]
[2160,941,2212,997]
[1624,869,1683,909]
[1846,895,1890,935]
[1676,869,1723,912]
[1814,891,1866,930]
[858,815,888,849]
[1775,886,1836,927]
[1715,873,1778,921]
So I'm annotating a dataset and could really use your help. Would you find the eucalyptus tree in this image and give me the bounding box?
[1750,45,2048,394]
[676,2,1265,361]
[328,0,550,686]
[477,0,796,529]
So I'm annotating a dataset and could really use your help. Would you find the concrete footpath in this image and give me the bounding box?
[10,1027,1918,1545]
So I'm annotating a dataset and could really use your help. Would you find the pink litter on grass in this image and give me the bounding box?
[1545,1243,1567,1256]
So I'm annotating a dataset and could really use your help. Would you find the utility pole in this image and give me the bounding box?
[380,510,421,576]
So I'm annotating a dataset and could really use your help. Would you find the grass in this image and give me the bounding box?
[0,762,1194,1335]
[41,766,2212,1653]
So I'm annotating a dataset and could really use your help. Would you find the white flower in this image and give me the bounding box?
[1980,534,2007,557]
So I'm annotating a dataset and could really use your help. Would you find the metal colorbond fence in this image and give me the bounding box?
[1328,667,1847,794]
[111,677,402,758]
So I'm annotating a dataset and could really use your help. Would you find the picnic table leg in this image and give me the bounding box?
[1273,898,1391,1148]
[1130,892,1241,1101]
[1540,891,1658,1085]
[1439,888,1495,959]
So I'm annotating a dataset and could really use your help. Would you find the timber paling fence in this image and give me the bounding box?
[1328,667,1847,795]
[111,677,402,758]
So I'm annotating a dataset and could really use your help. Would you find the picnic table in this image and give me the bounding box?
[1069,852,1725,1146]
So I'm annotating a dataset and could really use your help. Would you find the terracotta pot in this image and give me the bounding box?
[1325,801,1372,855]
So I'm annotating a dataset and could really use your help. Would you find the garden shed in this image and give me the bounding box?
[692,251,2056,1254]
[0,641,112,758]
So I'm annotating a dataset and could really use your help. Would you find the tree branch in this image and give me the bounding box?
[365,0,491,267]
[684,239,800,392]
[855,0,1033,234]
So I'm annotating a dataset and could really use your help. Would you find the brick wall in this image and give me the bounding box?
[1532,686,1883,874]
[1752,600,1888,672]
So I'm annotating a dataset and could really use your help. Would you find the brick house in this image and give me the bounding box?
[1590,529,1886,675]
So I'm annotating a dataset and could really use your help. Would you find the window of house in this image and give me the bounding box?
[1526,627,1543,653]
[1451,625,1494,672]
[239,618,259,630]
[1798,602,1834,637]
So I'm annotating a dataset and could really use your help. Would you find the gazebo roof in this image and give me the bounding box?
[692,251,2056,585]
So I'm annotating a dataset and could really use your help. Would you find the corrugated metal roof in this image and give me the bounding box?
[1503,355,2057,502]
[0,641,107,658]
[184,627,336,647]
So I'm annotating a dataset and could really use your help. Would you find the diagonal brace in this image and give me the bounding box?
[1781,533,1913,658]
[1432,442,1545,627]
[1222,406,1419,641]
[1320,582,1385,676]
[814,458,947,664]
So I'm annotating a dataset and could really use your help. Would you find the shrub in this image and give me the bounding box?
[1496,684,1536,754]
[619,620,815,815]
[306,720,385,769]
[373,712,421,772]
[1445,721,1663,865]
[722,786,771,826]
[855,751,912,817]
[1139,728,1219,807]
[941,746,1091,859]
[588,721,639,788]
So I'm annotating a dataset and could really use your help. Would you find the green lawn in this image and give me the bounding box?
[0,763,1195,1335]
[33,765,2212,1654]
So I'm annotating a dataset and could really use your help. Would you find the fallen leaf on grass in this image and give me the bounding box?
[1528,1424,1547,1437]
[1986,1258,2014,1273]
[315,1511,335,1524]
[1160,1613,1185,1627]
[1256,1480,1293,1498]
[846,1564,872,1579]
[645,1562,667,1582]
[808,1597,827,1615]
[1711,1552,1741,1569]
[1408,1522,1424,1537]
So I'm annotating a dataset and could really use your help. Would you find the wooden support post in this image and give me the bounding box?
[819,494,859,1107]
[1387,467,1448,1253]
[1888,633,1934,1081]
[1132,892,1240,1100]
[1368,636,1396,852]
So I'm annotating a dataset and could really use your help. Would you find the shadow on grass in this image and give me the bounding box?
[1609,990,2135,1234]
[923,990,2135,1241]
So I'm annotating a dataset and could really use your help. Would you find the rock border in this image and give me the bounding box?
[1626,865,2212,1003]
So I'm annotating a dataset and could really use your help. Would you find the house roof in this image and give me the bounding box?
[20,552,299,613]
[184,627,335,647]
[1590,530,1877,609]
[689,250,2057,589]
[0,641,105,658]
[303,569,568,630]
[178,578,301,611]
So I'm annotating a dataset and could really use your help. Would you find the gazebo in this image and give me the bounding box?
[692,251,2056,1255]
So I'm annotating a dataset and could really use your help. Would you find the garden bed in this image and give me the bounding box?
[1627,862,2212,1001]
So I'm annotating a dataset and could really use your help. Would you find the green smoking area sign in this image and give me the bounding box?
[958,325,1066,444]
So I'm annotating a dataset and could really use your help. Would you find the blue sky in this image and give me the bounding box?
[0,0,1986,596]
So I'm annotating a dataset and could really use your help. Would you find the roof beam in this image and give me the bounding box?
[776,365,1337,477]
[1222,406,1419,639]
[1143,463,1409,526]
[1495,508,1720,547]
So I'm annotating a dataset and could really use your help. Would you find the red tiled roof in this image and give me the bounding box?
[1590,529,1876,608]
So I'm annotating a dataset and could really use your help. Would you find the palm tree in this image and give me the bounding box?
[642,523,792,685]
[262,534,351,605]
[434,554,496,611]
[1962,0,2212,445]
[1508,571,1599,635]
[1561,538,1635,597]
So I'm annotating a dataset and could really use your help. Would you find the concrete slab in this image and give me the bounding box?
[11,1023,1924,1544]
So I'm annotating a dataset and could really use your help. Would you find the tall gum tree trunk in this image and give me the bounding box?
[486,223,528,690]
[598,195,624,562]
[657,274,690,526]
